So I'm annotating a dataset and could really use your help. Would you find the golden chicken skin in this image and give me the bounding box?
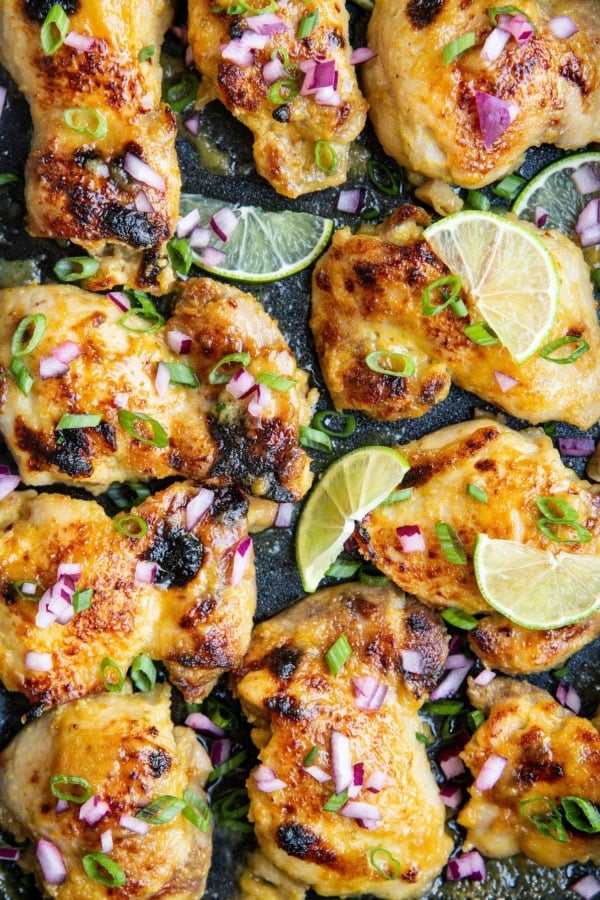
[356,419,600,675]
[363,0,600,187]
[311,207,600,429]
[187,0,368,197]
[0,0,179,292]
[0,480,255,707]
[0,278,314,500]
[458,676,600,867]
[0,685,212,898]
[234,583,453,899]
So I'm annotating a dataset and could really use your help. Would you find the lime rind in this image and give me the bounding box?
[179,194,334,283]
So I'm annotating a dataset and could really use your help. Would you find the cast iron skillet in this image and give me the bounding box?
[0,7,599,899]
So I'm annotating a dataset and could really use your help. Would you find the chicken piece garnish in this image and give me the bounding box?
[0,278,315,500]
[0,684,212,898]
[356,419,600,675]
[363,0,600,187]
[0,480,255,707]
[0,0,179,293]
[311,207,600,429]
[187,0,367,198]
[458,676,600,867]
[234,583,453,899]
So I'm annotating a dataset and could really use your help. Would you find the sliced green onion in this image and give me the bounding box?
[50,774,93,804]
[212,789,252,832]
[167,237,193,275]
[552,666,569,680]
[130,654,157,692]
[381,487,414,506]
[443,31,476,64]
[11,314,46,357]
[227,0,277,11]
[592,268,600,290]
[114,513,148,538]
[314,141,338,176]
[325,634,351,676]
[255,372,297,392]
[268,77,300,106]
[361,207,381,221]
[435,522,467,565]
[488,5,534,26]
[271,46,289,65]
[467,709,485,731]
[298,9,319,38]
[117,409,168,448]
[139,44,155,61]
[365,350,416,377]
[463,321,500,346]
[366,160,399,196]
[166,73,199,112]
[466,482,488,503]
[8,357,33,395]
[73,588,93,613]
[312,409,356,438]
[492,174,526,200]
[161,361,199,388]
[359,565,388,586]
[536,518,592,544]
[543,422,557,437]
[519,797,568,842]
[421,275,465,317]
[40,3,69,55]
[53,256,100,282]
[136,795,185,823]
[465,190,491,211]
[208,352,252,385]
[63,108,107,139]
[535,497,578,523]
[182,789,211,832]
[0,174,19,187]
[423,699,465,715]
[106,481,150,509]
[100,657,124,692]
[325,558,362,579]
[415,731,432,746]
[118,299,165,333]
[561,797,600,834]
[12,580,46,600]
[201,696,238,731]
[441,608,479,630]
[303,746,318,765]
[369,847,402,880]
[56,413,101,430]
[82,853,126,888]
[299,425,333,453]
[322,789,348,812]
[208,749,248,783]
[539,336,590,364]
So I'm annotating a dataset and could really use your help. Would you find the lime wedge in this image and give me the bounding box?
[425,210,560,363]
[295,446,410,593]
[180,194,333,282]
[473,533,600,630]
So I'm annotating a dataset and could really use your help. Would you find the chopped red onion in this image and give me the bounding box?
[189,226,213,250]
[357,817,379,830]
[185,711,226,736]
[123,152,165,192]
[494,370,519,393]
[0,472,20,500]
[475,752,507,790]
[185,113,201,136]
[35,602,57,630]
[176,208,201,238]
[331,730,353,794]
[57,562,81,580]
[0,464,9,475]
[107,290,131,312]
[440,783,464,809]
[0,847,20,862]
[575,198,600,234]
[254,765,287,792]
[437,746,466,779]
[39,355,69,379]
[340,800,381,821]
[549,15,579,39]
[202,246,227,268]
[36,840,67,886]
[497,13,534,44]
[570,874,600,900]
[120,814,149,835]
[303,765,331,783]
[262,57,285,85]
[556,679,581,714]
[135,560,157,585]
[240,30,269,50]
[475,90,519,148]
[351,675,388,711]
[570,165,600,195]
[365,770,386,793]
[100,830,113,854]
[430,664,471,700]
[350,47,376,64]
[231,536,253,586]
[25,651,53,671]
[64,31,96,51]
[246,12,287,35]
[53,341,81,365]
[534,205,549,228]
[557,437,595,457]
[80,795,110,825]
[274,502,295,527]
[166,329,192,354]
[579,225,600,248]
[221,39,254,67]
[211,738,232,766]
[134,189,154,212]
[184,44,194,68]
[480,26,510,61]
[315,87,342,106]
[301,59,337,95]
[337,187,365,215]
[347,781,361,799]
[400,649,425,674]
[226,367,256,399]
[186,488,215,531]
[446,653,472,671]
[0,86,6,120]
[247,383,271,417]
[155,361,170,398]
[397,524,426,553]
[473,668,496,686]
[446,849,487,882]
[55,798,69,813]
[353,762,365,787]
[210,207,239,242]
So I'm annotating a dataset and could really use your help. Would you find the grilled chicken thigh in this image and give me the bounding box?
[234,583,453,899]
[311,207,600,429]
[0,685,212,898]
[187,0,367,197]
[0,0,179,292]
[459,677,600,867]
[0,278,314,500]
[356,419,600,674]
[0,480,255,707]
[363,0,600,187]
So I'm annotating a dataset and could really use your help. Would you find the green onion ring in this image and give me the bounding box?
[63,108,108,139]
[366,160,399,196]
[539,335,590,364]
[314,141,338,176]
[208,352,252,385]
[312,409,356,438]
[40,3,69,55]
[11,314,46,357]
[82,853,126,888]
[365,350,416,377]
[117,409,168,448]
[50,773,93,804]
[113,513,148,538]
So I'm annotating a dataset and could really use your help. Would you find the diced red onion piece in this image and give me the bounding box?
[556,679,581,714]
[64,31,96,51]
[53,341,81,365]
[274,502,295,528]
[0,847,20,862]
[315,87,341,106]
[351,675,388,711]
[202,246,227,268]
[262,57,285,85]
[557,437,595,457]
[155,361,170,398]
[400,649,424,674]
[247,383,271,417]
[80,796,110,825]
[446,653,472,671]
[480,26,510,61]
[549,15,579,39]
[494,370,519,393]
[440,783,464,809]
[19,581,38,596]
[357,817,379,830]
[35,601,57,630]
[100,830,113,853]
[497,13,533,43]
[303,765,331,783]
[226,367,256,400]
[254,765,287,792]
[36,840,67,886]
[185,113,201,136]
[396,524,426,553]
[0,464,9,475]
[184,44,194,68]
[430,664,471,700]
[337,188,365,215]
[177,208,201,238]
[437,746,466,779]
[347,781,361,798]
[475,90,519,148]
[570,874,600,900]
[0,86,6,120]
[365,770,386,793]
[534,206,549,228]
[339,800,381,821]
[575,198,600,234]
[189,226,213,250]
[0,473,20,500]
[240,30,269,50]
[301,59,336,95]
[473,668,496,686]
[570,165,600,195]
[134,189,154,212]
[350,47,376,64]
[135,560,157,584]
[211,738,232,767]
[185,711,226,736]
[186,488,215,531]
[120,814,149,835]
[107,290,131,312]
[123,152,165,191]
[446,850,487,882]
[210,207,239,242]
[55,799,69,814]
[475,752,507,790]
[246,12,287,35]
[58,562,81,581]
[353,762,364,787]
[114,392,128,409]
[579,224,600,248]
[26,650,53,671]
[231,536,253,586]
[221,39,254,67]
[39,355,69,379]
[166,329,192,354]
[331,730,353,794]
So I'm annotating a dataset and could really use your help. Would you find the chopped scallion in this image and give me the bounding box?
[208,749,248,783]
[106,481,150,509]
[539,336,590,364]
[299,425,333,453]
[255,372,297,392]
[40,3,69,55]
[166,73,199,112]
[117,409,168,448]
[443,31,476,64]
[182,789,211,832]
[365,350,416,377]
[82,853,126,888]
[366,159,399,196]
[212,788,252,832]
[519,797,568,843]
[543,422,557,437]
[325,634,351,676]
[467,709,485,731]
[303,746,318,765]
[136,795,185,823]
[435,522,467,565]
[465,190,491,212]
[536,518,592,544]
[12,580,46,600]
[11,314,46,357]
[161,361,199,388]
[167,237,193,275]
[0,174,19,187]
[466,482,488,503]
[100,657,124,692]
[358,565,388,586]
[492,173,526,200]
[488,5,534,27]
[325,558,362,580]
[118,292,164,333]
[535,497,578,523]
[552,665,569,680]
[8,357,33,395]
[322,789,348,812]
[561,797,600,834]
[201,696,238,730]
[130,654,157,692]
[63,108,107,139]
[50,773,93,804]
[421,275,465,317]
[369,847,402,880]
[139,44,155,61]
[56,413,101,430]
[463,321,500,346]
[441,608,478,630]
[423,699,464,715]
[73,588,93,613]
[314,141,338,176]
[381,487,414,506]
[208,352,252,385]
[298,9,319,38]
[53,256,100,282]
[312,409,356,438]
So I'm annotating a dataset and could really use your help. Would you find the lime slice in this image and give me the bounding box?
[473,533,600,630]
[296,446,410,593]
[425,210,560,363]
[179,194,333,282]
